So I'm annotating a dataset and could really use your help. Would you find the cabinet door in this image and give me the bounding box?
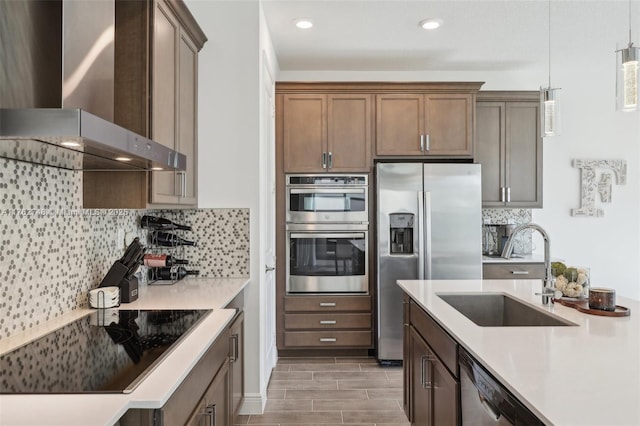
[410,326,431,426]
[283,94,327,172]
[424,94,473,156]
[376,94,424,156]
[403,295,411,421]
[327,94,372,171]
[151,0,180,204]
[185,398,207,426]
[229,312,244,424]
[506,102,542,207]
[476,101,506,206]
[202,360,230,426]
[431,354,459,426]
[178,30,198,205]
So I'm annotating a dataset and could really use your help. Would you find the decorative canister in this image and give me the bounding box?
[589,288,616,311]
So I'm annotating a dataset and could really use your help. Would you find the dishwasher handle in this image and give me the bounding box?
[478,394,501,421]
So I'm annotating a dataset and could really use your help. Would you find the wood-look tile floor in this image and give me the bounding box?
[236,357,410,426]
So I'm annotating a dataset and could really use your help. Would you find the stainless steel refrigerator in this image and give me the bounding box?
[376,163,483,362]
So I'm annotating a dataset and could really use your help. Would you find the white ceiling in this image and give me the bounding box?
[261,0,639,73]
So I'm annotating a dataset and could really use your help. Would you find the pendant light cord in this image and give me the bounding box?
[629,0,633,47]
[548,0,551,88]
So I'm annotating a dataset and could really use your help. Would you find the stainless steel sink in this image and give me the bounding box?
[437,293,577,327]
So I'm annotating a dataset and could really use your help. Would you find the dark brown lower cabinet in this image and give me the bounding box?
[404,294,459,426]
[402,295,411,417]
[431,350,459,425]
[118,308,245,426]
[187,360,230,426]
[229,311,244,425]
[280,295,373,351]
[409,326,431,425]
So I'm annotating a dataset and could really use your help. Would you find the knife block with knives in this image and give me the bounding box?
[99,237,145,303]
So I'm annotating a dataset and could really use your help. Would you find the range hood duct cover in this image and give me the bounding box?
[0,0,186,171]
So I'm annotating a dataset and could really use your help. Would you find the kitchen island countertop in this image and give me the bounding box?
[0,277,250,426]
[399,279,640,426]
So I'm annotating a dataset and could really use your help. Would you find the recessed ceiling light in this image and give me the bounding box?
[294,18,313,29]
[115,157,132,162]
[419,19,442,30]
[60,140,82,148]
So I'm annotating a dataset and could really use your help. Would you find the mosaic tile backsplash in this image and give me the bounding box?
[0,159,249,340]
[482,208,533,254]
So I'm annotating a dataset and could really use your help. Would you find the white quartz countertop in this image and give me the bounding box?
[482,253,545,263]
[122,277,250,310]
[0,277,250,426]
[398,279,640,426]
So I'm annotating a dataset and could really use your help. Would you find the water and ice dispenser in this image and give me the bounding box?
[389,213,414,254]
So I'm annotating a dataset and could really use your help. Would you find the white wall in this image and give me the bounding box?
[279,2,640,300]
[186,0,276,414]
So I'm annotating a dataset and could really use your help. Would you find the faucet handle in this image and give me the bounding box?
[535,288,563,302]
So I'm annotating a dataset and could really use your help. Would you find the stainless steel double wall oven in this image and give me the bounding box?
[286,174,369,294]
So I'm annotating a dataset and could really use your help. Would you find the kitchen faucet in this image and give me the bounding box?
[501,223,556,305]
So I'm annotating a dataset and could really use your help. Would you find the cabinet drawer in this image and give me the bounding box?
[284,313,371,330]
[483,263,545,279]
[410,301,458,377]
[284,295,371,312]
[284,331,372,348]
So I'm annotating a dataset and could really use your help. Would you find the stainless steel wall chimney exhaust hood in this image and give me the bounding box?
[0,0,187,172]
[0,109,186,171]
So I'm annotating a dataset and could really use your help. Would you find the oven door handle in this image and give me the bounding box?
[290,233,365,239]
[289,188,366,194]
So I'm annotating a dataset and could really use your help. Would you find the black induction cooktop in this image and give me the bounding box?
[0,309,211,394]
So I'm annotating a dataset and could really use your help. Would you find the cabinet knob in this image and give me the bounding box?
[320,337,337,343]
[319,302,337,307]
[320,320,337,325]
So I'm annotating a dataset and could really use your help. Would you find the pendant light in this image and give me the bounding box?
[540,0,561,137]
[616,0,639,112]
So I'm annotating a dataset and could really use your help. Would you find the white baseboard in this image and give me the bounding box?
[239,392,267,415]
[267,342,278,371]
[238,344,278,415]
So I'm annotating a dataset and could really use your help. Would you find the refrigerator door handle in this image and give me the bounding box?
[424,191,433,279]
[417,191,425,279]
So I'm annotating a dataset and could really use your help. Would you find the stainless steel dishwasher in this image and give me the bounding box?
[459,347,543,425]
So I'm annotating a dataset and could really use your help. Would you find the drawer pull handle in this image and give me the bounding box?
[319,302,337,307]
[320,320,337,325]
[320,338,337,343]
[511,270,530,275]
